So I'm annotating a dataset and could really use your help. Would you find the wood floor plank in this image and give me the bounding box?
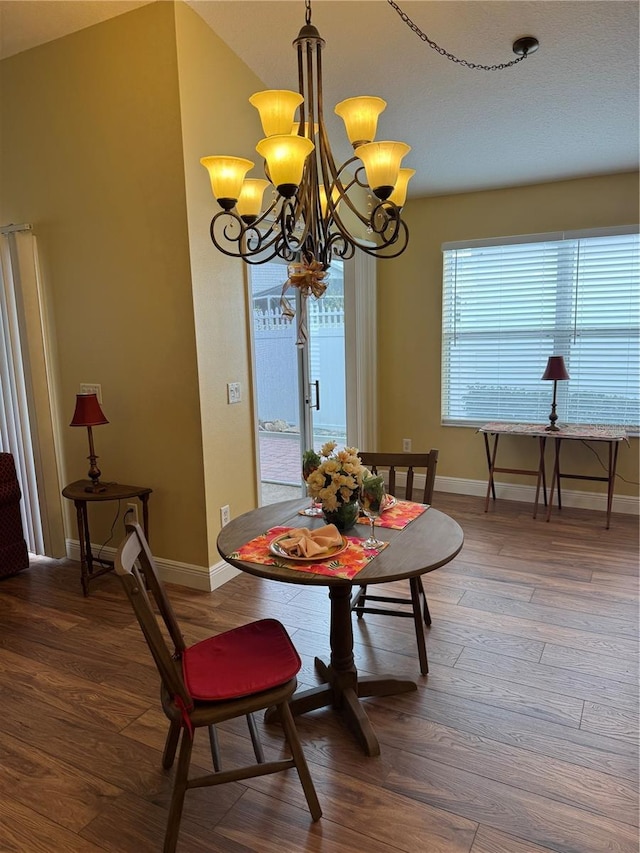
[364,704,639,826]
[454,647,638,711]
[457,590,637,638]
[372,686,638,781]
[0,492,636,852]
[431,600,638,659]
[581,700,640,743]
[0,796,108,852]
[409,661,585,726]
[540,642,639,684]
[215,787,411,853]
[0,730,122,833]
[384,748,639,853]
[471,824,566,853]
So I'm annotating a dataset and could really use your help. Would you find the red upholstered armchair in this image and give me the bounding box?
[0,453,29,578]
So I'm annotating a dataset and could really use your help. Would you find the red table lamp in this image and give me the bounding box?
[541,356,570,432]
[70,393,109,492]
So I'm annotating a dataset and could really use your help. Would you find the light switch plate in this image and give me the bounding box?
[227,382,241,404]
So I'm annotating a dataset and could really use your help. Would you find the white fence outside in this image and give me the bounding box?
[254,301,346,437]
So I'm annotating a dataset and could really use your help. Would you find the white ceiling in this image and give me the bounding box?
[1,0,638,198]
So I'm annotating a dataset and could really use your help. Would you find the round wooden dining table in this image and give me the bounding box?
[217,498,464,756]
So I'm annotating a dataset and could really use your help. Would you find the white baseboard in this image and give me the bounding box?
[433,474,639,515]
[65,540,239,592]
[66,474,638,591]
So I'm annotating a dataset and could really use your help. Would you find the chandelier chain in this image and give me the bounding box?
[387,0,529,70]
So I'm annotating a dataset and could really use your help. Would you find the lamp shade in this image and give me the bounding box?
[236,178,270,222]
[541,356,570,381]
[335,96,386,147]
[70,393,109,427]
[200,156,254,210]
[388,168,416,208]
[249,90,304,137]
[256,134,315,198]
[356,141,411,200]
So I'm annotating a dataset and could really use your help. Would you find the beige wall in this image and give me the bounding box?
[173,2,264,566]
[377,172,639,499]
[0,1,210,565]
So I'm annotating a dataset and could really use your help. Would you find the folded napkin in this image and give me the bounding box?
[277,524,343,558]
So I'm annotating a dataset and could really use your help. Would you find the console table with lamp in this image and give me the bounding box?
[63,393,152,595]
[479,355,628,529]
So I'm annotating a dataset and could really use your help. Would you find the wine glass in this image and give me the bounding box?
[301,451,323,517]
[360,475,385,548]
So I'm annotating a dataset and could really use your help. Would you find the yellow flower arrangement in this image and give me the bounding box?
[305,441,368,512]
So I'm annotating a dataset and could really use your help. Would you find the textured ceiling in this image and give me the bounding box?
[1,0,638,198]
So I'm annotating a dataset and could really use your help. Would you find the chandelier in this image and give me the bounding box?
[200,0,412,273]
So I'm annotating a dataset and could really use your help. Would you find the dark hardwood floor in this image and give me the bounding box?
[0,493,637,852]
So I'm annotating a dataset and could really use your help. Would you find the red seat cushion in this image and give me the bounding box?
[182,618,301,701]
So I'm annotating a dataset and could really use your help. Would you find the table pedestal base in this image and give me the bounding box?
[265,583,416,756]
[265,661,416,756]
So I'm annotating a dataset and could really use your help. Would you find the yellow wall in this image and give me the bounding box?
[0,1,210,565]
[378,172,639,498]
[173,2,264,566]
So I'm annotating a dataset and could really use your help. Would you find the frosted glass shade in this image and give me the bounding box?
[335,96,386,147]
[256,135,315,198]
[200,156,254,210]
[250,90,304,137]
[236,179,270,223]
[357,141,411,200]
[388,168,416,207]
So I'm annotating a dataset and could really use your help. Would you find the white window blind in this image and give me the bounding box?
[441,228,640,431]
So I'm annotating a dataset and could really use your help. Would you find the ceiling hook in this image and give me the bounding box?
[512,36,540,57]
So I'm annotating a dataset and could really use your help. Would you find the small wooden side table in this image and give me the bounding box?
[62,480,152,596]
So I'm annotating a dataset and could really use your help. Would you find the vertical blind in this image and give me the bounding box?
[441,227,640,431]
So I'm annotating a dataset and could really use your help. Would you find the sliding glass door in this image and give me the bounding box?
[250,259,347,505]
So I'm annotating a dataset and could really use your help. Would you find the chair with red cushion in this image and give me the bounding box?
[115,521,321,853]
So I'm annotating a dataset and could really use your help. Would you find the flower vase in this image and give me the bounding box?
[322,499,359,532]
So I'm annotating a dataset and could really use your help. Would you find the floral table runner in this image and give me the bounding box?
[231,526,389,580]
[357,499,428,530]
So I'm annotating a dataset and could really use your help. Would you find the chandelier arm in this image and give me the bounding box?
[209,218,280,265]
[209,206,297,264]
[357,216,410,259]
[326,232,356,262]
[332,161,376,227]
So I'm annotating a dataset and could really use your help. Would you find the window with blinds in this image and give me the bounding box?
[441,227,640,432]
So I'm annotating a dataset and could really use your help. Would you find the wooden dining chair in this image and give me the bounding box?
[352,450,439,675]
[114,522,321,853]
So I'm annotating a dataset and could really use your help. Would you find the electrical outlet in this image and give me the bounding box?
[220,505,230,527]
[125,502,138,524]
[80,382,102,403]
[402,438,412,452]
[227,382,241,404]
